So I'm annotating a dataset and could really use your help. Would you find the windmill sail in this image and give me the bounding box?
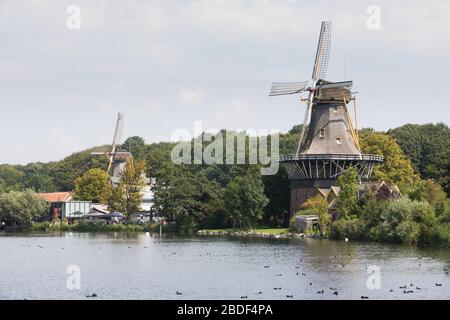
[311,21,332,81]
[269,81,308,96]
[112,113,124,150]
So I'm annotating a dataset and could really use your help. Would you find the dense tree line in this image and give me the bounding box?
[1,123,448,234]
[388,123,450,194]
[0,147,108,193]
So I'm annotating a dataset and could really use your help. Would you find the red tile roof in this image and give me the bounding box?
[39,192,73,203]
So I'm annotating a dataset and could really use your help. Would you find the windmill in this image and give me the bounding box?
[269,21,384,215]
[91,113,132,185]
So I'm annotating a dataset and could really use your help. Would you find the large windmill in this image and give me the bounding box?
[91,113,132,186]
[269,21,384,215]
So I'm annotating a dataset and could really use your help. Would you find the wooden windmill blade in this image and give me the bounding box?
[269,81,308,96]
[111,113,124,152]
[296,102,312,155]
[311,21,332,81]
[107,113,125,174]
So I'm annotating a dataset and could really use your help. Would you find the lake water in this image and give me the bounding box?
[0,232,449,300]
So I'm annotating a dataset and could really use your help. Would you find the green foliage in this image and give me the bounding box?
[262,169,290,227]
[73,168,109,202]
[301,195,330,236]
[288,215,297,232]
[427,223,450,245]
[408,179,448,216]
[330,218,365,240]
[388,123,450,190]
[1,122,448,245]
[335,167,359,219]
[104,159,147,219]
[0,163,57,193]
[0,165,24,192]
[122,136,147,161]
[32,221,146,232]
[359,129,419,192]
[152,160,224,232]
[224,170,269,230]
[49,148,109,191]
[331,197,443,245]
[0,190,49,227]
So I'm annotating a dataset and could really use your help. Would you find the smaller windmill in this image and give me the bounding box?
[91,113,132,185]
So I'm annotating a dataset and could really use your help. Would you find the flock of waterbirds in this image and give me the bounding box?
[18,238,449,299]
[172,253,448,300]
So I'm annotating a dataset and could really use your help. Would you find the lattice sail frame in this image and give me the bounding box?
[312,21,332,81]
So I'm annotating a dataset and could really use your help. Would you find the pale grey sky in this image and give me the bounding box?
[1,0,449,164]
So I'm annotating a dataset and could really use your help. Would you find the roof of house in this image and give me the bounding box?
[39,192,73,203]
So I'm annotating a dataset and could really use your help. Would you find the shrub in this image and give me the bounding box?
[330,218,365,240]
[31,221,51,232]
[288,215,297,232]
[395,220,421,244]
[0,190,49,227]
[409,201,435,225]
[427,223,450,245]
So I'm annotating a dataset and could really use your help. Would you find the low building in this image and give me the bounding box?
[295,215,319,233]
[39,192,92,221]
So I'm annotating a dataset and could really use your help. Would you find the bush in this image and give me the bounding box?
[330,218,365,240]
[409,201,435,224]
[0,190,49,227]
[288,215,297,232]
[31,221,51,232]
[427,223,450,245]
[395,220,421,244]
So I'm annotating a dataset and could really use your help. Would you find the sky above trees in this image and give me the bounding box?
[1,0,449,164]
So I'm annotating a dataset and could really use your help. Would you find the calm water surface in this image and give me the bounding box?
[0,232,449,300]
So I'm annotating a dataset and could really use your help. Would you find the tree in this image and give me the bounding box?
[73,168,109,202]
[0,165,24,192]
[303,195,330,236]
[152,160,224,231]
[388,123,450,187]
[335,167,359,219]
[224,171,269,230]
[122,136,147,160]
[262,169,290,227]
[21,163,57,192]
[359,129,419,192]
[409,179,448,216]
[49,148,109,191]
[0,190,49,227]
[104,159,146,219]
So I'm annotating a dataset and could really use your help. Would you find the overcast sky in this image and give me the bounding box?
[0,0,449,165]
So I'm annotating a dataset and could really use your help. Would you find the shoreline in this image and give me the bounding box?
[197,229,322,239]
